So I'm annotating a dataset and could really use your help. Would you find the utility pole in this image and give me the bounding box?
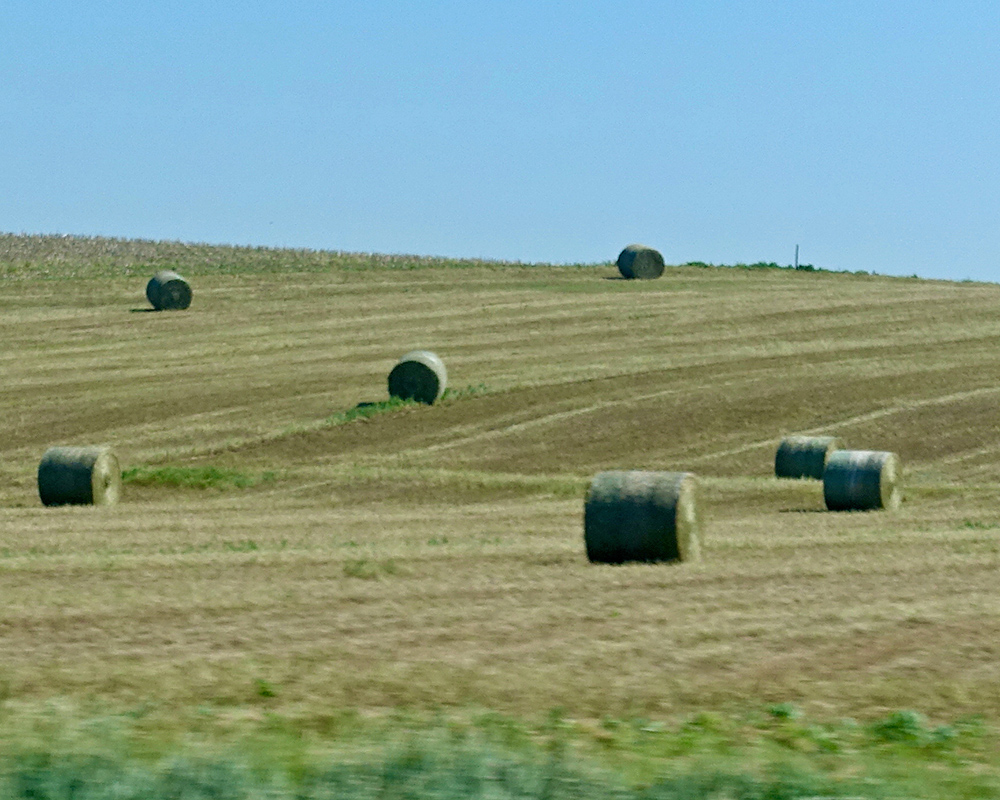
[794,244,799,270]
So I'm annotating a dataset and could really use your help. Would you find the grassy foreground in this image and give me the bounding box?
[2,703,998,798]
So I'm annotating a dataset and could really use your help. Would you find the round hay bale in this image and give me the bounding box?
[775,435,844,479]
[38,445,121,507]
[146,270,192,310]
[387,350,447,405]
[584,470,700,564]
[823,450,901,511]
[616,244,665,280]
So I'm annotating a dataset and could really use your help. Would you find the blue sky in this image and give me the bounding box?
[2,2,998,280]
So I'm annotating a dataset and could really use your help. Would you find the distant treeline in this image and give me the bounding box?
[684,260,819,272]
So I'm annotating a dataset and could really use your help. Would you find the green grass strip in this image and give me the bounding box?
[0,747,891,799]
[121,465,276,490]
[0,706,995,798]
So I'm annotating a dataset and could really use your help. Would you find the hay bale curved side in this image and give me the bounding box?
[616,244,665,280]
[146,270,193,310]
[387,350,447,405]
[823,450,901,511]
[775,435,844,479]
[38,445,122,506]
[584,470,700,564]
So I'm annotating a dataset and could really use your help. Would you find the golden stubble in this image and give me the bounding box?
[2,265,1000,721]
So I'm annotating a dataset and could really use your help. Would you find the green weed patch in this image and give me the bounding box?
[324,396,420,426]
[121,465,276,490]
[441,383,490,401]
[320,385,490,427]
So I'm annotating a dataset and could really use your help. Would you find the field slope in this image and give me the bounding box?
[2,235,1000,732]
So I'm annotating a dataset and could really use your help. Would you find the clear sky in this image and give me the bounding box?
[2,2,998,281]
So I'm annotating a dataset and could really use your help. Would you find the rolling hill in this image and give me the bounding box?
[2,233,1000,729]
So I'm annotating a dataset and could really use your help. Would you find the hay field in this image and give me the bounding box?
[3,238,1000,726]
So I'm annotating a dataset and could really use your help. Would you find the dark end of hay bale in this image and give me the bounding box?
[775,435,844,479]
[38,445,122,506]
[584,470,700,564]
[146,270,193,310]
[616,244,665,280]
[387,350,447,405]
[823,450,901,511]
